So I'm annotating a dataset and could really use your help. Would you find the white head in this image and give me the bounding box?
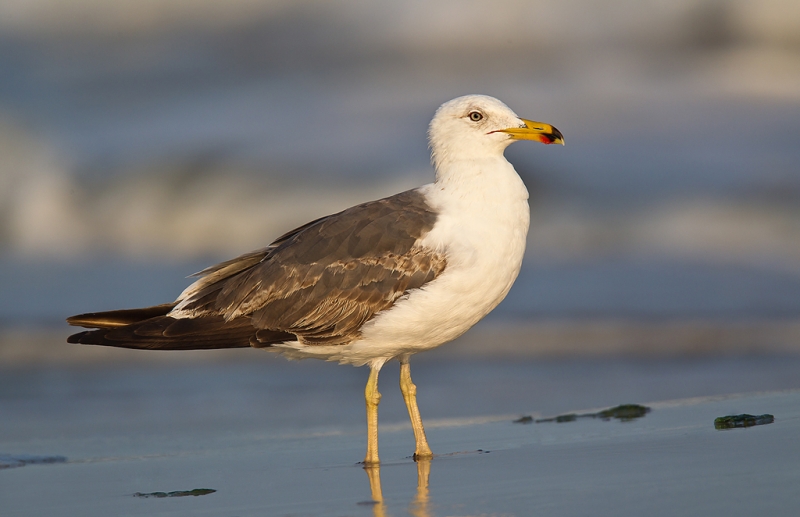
[428,94,563,171]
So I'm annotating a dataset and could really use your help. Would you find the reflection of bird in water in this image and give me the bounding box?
[364,460,432,517]
[66,95,564,465]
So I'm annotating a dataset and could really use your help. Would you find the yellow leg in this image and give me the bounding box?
[399,357,433,460]
[364,365,382,466]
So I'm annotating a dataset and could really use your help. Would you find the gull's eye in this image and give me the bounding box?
[468,111,483,122]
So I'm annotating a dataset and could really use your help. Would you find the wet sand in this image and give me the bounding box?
[2,330,800,516]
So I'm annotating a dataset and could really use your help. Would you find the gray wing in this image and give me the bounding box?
[174,189,447,347]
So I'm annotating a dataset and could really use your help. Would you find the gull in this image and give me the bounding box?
[67,94,564,465]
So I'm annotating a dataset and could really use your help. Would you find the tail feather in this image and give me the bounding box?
[66,304,295,351]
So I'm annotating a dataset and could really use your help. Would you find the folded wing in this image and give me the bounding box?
[67,189,446,351]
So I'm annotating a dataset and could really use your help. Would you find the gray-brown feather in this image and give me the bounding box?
[67,189,446,351]
[176,189,445,347]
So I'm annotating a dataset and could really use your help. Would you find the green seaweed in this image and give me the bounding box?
[134,488,216,498]
[515,404,651,424]
[714,414,774,430]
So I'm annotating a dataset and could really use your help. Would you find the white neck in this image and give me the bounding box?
[432,155,529,205]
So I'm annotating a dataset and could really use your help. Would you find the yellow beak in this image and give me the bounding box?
[498,118,564,145]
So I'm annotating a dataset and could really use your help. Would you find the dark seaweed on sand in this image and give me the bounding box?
[514,404,651,424]
[714,414,774,430]
[134,489,216,498]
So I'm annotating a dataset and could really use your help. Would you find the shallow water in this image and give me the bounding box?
[2,354,800,516]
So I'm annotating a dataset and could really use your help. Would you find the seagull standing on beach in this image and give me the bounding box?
[67,95,564,465]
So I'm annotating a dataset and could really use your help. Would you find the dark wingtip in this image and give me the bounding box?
[66,303,177,329]
[66,331,88,344]
[65,315,85,326]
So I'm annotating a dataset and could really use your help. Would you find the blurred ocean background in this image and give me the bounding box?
[1,0,799,357]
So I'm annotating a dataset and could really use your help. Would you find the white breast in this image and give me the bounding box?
[346,156,530,366]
